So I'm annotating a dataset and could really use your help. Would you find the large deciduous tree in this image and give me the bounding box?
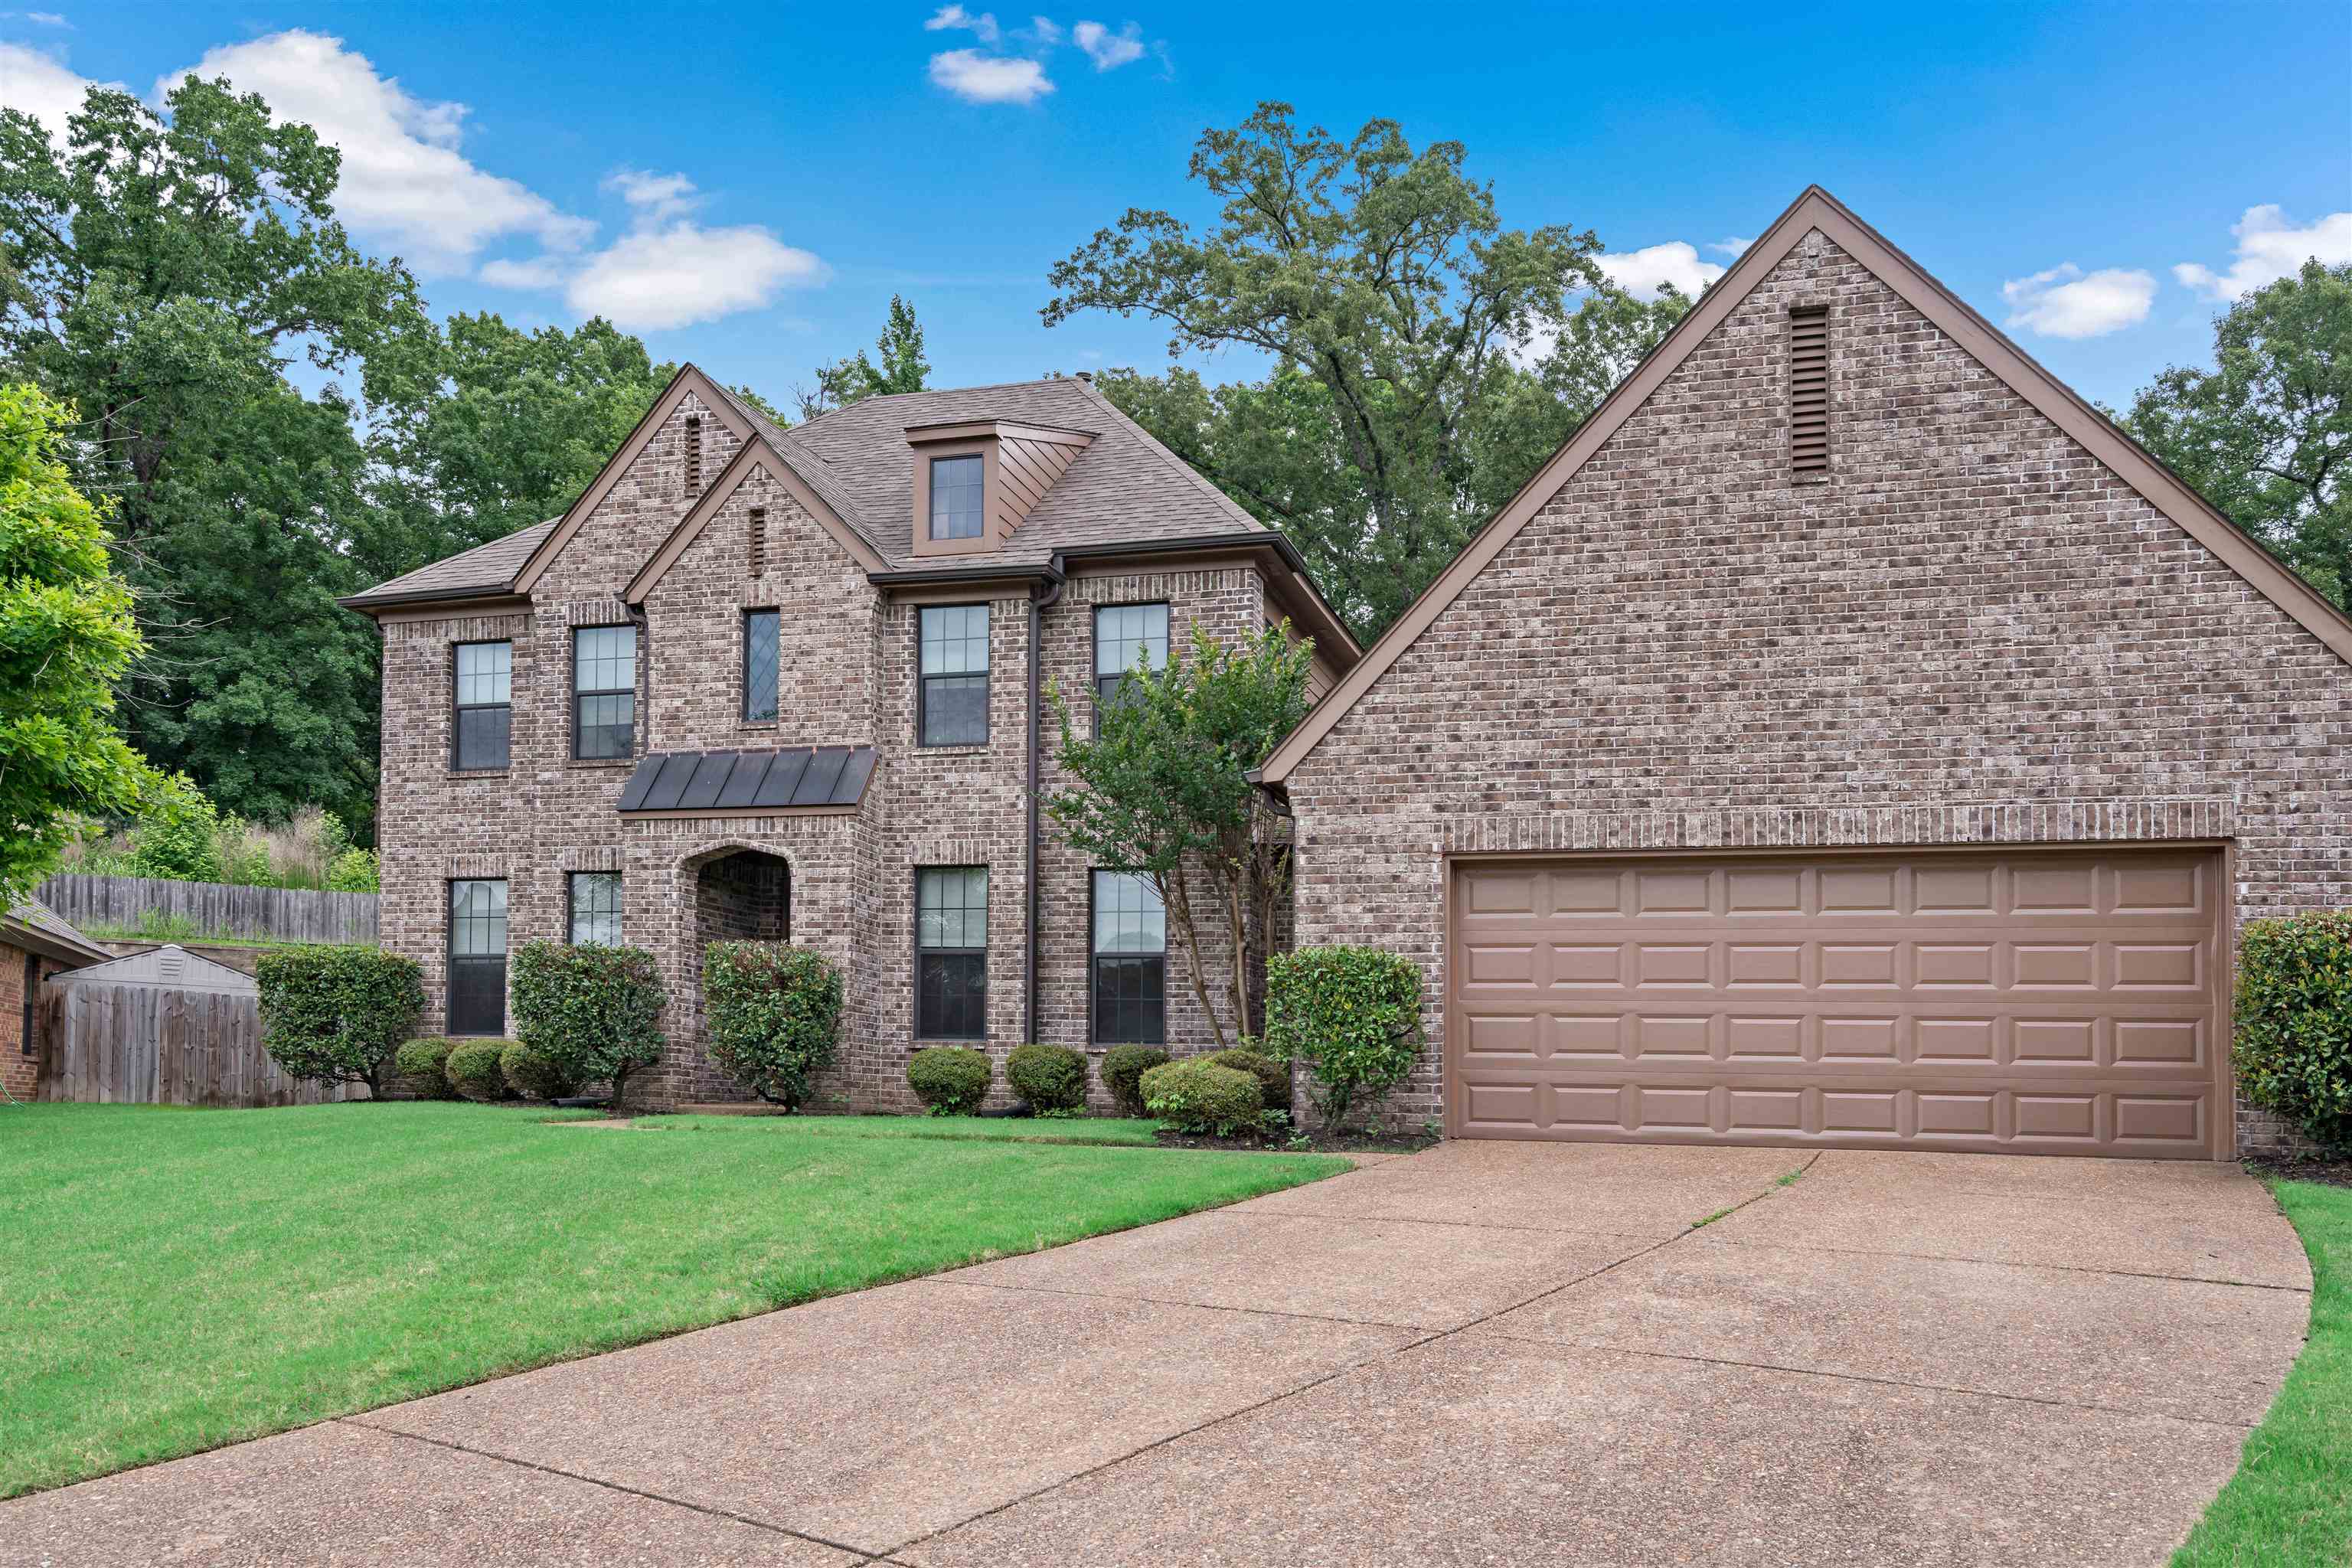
[1043,103,1606,638]
[2122,259,2350,607]
[0,383,154,899]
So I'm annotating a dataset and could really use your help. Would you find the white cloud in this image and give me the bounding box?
[566,222,824,332]
[0,41,119,142]
[477,256,567,289]
[1073,19,1145,70]
[1707,236,1752,258]
[1594,240,1723,300]
[603,167,701,224]
[1030,15,1065,44]
[929,47,1054,104]
[158,30,591,275]
[2174,204,2352,299]
[924,4,1002,44]
[2000,263,2156,339]
[8,11,70,26]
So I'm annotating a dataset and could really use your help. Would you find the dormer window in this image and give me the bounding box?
[929,456,985,541]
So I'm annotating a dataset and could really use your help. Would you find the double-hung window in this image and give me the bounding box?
[1091,871,1166,1044]
[928,455,984,541]
[1093,603,1169,710]
[447,879,508,1035]
[567,871,622,946]
[916,867,988,1039]
[452,641,511,769]
[917,604,989,746]
[743,609,780,723]
[573,625,636,760]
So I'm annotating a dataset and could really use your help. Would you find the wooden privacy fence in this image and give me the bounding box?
[38,984,358,1108]
[36,874,380,945]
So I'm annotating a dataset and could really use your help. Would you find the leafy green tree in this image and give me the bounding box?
[1044,103,1602,637]
[0,383,153,898]
[798,294,931,419]
[1045,621,1312,1045]
[2122,260,2350,607]
[508,940,668,1111]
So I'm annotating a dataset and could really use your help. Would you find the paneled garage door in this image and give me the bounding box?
[1448,849,2226,1158]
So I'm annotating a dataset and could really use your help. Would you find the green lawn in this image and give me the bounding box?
[0,1102,1346,1499]
[2175,1178,2351,1567]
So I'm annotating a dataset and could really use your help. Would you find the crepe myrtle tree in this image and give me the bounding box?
[1045,619,1312,1048]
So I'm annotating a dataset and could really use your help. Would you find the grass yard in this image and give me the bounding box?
[0,1102,1346,1499]
[2174,1177,2351,1567]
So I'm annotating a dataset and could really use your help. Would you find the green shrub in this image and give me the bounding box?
[1005,1044,1089,1112]
[908,1046,991,1114]
[500,1040,580,1101]
[702,942,844,1111]
[127,773,220,883]
[1140,1059,1261,1136]
[1264,946,1424,1127]
[445,1038,514,1102]
[1199,1045,1288,1112]
[213,815,274,887]
[325,847,381,893]
[1099,1044,1168,1117]
[2236,910,2352,1151]
[509,940,668,1109]
[256,945,423,1096]
[392,1036,459,1099]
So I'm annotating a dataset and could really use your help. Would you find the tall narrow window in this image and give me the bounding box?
[1788,305,1830,473]
[928,455,984,541]
[1093,603,1170,709]
[1091,871,1166,1045]
[747,505,768,577]
[452,640,511,770]
[684,414,704,495]
[447,879,508,1035]
[567,871,623,946]
[573,625,636,760]
[917,603,989,746]
[916,867,988,1040]
[743,609,780,723]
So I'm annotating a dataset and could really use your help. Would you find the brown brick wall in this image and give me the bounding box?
[1283,228,2352,1156]
[1,940,34,1100]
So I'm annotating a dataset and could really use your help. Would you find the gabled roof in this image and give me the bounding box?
[1257,185,2352,786]
[3,897,111,967]
[52,942,256,994]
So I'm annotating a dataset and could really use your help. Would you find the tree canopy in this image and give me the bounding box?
[2122,259,2350,607]
[798,294,931,419]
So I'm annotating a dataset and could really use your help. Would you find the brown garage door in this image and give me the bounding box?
[1449,848,2226,1158]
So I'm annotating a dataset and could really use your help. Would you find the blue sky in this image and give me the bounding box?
[8,1,2349,410]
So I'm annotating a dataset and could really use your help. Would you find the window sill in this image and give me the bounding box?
[567,757,638,769]
[913,743,992,757]
[448,768,511,779]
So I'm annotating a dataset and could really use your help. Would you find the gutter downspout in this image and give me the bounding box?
[1024,554,1067,1047]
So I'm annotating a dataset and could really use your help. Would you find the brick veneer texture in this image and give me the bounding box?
[1282,229,2352,1155]
[376,391,1273,1112]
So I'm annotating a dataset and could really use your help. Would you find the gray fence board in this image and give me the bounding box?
[36,874,379,945]
[39,983,358,1108]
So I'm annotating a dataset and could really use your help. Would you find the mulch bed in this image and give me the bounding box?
[1153,1128,1439,1155]
[2246,1156,2352,1191]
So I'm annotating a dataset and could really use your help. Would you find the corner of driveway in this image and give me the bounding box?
[4,1142,2311,1566]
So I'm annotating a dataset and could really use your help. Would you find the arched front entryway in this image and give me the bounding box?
[694,848,792,954]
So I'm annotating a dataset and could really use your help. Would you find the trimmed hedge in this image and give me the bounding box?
[256,945,424,1096]
[500,1040,579,1101]
[909,1046,991,1114]
[510,941,668,1110]
[702,942,844,1111]
[1140,1059,1261,1136]
[392,1037,459,1099]
[446,1038,515,1102]
[1199,1046,1288,1112]
[2236,910,2352,1151]
[1100,1044,1169,1118]
[1265,945,1423,1127]
[1006,1044,1089,1112]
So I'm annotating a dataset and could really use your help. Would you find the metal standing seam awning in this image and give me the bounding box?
[616,746,877,814]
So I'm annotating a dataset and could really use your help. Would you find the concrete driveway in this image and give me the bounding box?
[8,1144,2311,1566]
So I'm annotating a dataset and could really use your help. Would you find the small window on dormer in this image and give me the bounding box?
[929,455,984,541]
[684,415,704,495]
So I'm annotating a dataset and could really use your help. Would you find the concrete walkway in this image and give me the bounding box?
[8,1144,2311,1566]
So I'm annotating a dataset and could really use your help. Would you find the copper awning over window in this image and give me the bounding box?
[616,746,877,814]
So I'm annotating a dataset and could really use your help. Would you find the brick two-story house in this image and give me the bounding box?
[345,373,1359,1110]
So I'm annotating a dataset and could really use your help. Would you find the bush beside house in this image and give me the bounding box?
[908,1047,990,1114]
[509,941,668,1109]
[1264,946,1423,1128]
[2236,910,2352,1152]
[1139,1058,1261,1135]
[445,1039,514,1102]
[1006,1044,1088,1113]
[1100,1045,1169,1117]
[392,1037,459,1099]
[256,946,423,1096]
[702,942,844,1111]
[501,1041,579,1101]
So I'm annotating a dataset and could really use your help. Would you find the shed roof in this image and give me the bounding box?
[51,944,258,995]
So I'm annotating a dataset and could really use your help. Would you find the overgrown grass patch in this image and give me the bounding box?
[2174,1178,2350,1566]
[0,1102,1344,1498]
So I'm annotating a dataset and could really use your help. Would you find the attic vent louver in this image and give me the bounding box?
[748,505,768,577]
[684,414,704,495]
[1788,306,1830,473]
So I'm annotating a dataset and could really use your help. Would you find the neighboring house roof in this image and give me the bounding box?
[50,942,256,995]
[2,898,113,968]
[1256,185,2352,786]
[616,746,879,815]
